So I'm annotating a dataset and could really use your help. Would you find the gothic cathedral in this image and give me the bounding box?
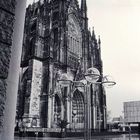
[16,0,107,134]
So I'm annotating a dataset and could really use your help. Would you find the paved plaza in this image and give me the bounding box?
[14,134,140,140]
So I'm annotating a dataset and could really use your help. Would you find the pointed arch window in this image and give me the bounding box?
[54,94,61,123]
[72,90,84,129]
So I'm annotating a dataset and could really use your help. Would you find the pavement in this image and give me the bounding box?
[14,134,140,140]
[15,137,83,140]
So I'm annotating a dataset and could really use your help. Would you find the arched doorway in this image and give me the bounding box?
[54,94,61,126]
[72,90,84,129]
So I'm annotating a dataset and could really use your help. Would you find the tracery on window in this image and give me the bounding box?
[72,90,84,129]
[68,14,82,57]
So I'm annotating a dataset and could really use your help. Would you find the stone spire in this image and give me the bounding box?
[81,0,88,71]
[43,0,48,16]
[81,0,87,18]
[92,27,96,39]
[92,27,98,46]
[98,35,101,46]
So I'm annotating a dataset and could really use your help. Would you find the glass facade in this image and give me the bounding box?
[124,101,140,123]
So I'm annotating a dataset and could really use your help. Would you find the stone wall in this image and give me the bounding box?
[0,0,16,132]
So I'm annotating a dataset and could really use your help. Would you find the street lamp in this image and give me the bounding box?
[97,112,103,132]
[72,110,77,131]
[84,67,101,140]
[102,75,116,87]
[58,67,116,140]
[85,67,100,83]
[58,67,100,139]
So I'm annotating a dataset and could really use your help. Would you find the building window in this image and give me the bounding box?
[30,22,36,32]
[72,90,84,129]
[54,94,61,124]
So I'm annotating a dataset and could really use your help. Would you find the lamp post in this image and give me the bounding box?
[72,110,77,131]
[97,113,103,132]
[84,67,101,140]
[58,67,116,140]
[58,67,100,140]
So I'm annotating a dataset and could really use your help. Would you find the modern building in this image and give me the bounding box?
[16,0,106,134]
[123,101,140,133]
[124,101,140,123]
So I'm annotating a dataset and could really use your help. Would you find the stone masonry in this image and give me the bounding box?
[0,0,16,133]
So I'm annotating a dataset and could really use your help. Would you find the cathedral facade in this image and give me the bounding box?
[16,0,107,133]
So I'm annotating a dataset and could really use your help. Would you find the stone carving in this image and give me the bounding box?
[29,60,43,117]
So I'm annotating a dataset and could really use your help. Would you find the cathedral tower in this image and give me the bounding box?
[16,0,107,135]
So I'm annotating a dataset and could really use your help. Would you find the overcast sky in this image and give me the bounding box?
[27,0,140,118]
